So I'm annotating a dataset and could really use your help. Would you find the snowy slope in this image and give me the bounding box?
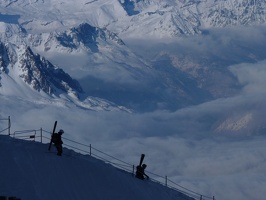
[0,135,194,200]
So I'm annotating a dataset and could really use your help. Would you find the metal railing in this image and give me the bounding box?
[8,126,215,200]
[12,129,215,199]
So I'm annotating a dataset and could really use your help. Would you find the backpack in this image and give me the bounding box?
[51,133,59,143]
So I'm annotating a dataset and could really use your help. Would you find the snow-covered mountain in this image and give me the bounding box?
[0,22,139,111]
[0,41,81,96]
[0,0,265,38]
[0,20,214,111]
[28,22,125,53]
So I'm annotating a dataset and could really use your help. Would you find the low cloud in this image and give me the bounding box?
[125,26,266,70]
[230,60,266,94]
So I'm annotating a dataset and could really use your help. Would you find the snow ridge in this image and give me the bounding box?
[0,42,82,97]
[0,0,265,38]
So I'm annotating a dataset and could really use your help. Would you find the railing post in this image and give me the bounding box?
[40,128,42,143]
[200,195,202,200]
[132,165,135,176]
[8,116,11,135]
[90,144,91,156]
[213,196,215,200]
[165,176,167,186]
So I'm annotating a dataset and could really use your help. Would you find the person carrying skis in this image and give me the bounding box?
[52,129,64,156]
[136,164,149,180]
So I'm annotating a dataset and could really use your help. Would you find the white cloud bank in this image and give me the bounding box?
[230,60,266,95]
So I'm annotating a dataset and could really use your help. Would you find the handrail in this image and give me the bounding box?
[13,130,37,141]
[144,170,214,200]
[10,128,215,200]
[90,146,132,167]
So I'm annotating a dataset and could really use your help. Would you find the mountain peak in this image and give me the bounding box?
[20,46,83,95]
[0,43,83,97]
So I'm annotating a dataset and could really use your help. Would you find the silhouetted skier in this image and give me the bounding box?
[52,129,64,156]
[135,154,149,180]
[136,163,149,180]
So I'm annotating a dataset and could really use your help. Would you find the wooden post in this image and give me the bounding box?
[132,165,135,176]
[165,176,167,186]
[90,144,91,156]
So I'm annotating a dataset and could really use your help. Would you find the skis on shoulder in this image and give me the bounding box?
[139,154,145,166]
[48,121,57,151]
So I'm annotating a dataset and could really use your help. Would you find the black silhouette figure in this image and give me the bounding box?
[136,164,149,180]
[52,129,64,156]
[135,154,149,180]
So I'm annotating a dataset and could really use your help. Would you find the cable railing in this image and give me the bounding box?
[147,174,214,200]
[61,137,134,174]
[9,127,215,200]
[13,130,38,141]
